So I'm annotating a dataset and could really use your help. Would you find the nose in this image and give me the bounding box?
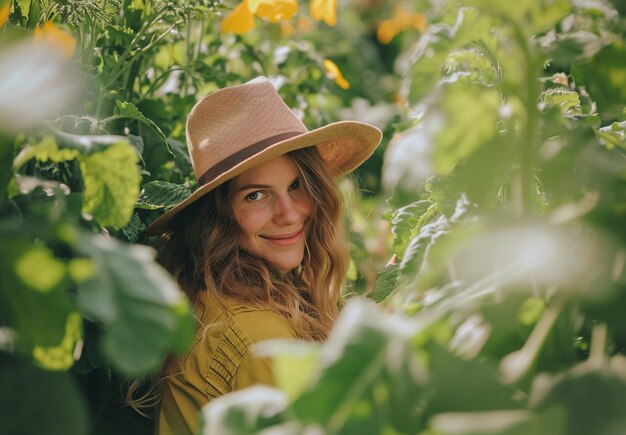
[273,193,300,225]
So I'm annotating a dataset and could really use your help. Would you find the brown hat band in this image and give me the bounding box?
[197,131,304,186]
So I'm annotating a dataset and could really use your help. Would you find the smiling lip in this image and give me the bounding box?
[260,229,304,246]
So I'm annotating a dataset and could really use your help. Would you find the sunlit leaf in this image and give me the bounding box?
[80,141,140,228]
[32,312,81,370]
[0,238,74,351]
[433,83,500,175]
[13,135,79,169]
[14,244,65,293]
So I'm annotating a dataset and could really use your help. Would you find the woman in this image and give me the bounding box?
[145,77,382,434]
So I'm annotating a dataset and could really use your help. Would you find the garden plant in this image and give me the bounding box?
[1,0,625,434]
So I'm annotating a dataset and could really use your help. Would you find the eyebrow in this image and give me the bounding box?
[235,177,300,193]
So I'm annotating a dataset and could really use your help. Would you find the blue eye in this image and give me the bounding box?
[289,179,301,190]
[246,191,266,201]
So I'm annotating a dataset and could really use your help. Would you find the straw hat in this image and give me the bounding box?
[146,77,382,235]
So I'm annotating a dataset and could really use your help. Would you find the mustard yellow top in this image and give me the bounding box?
[155,290,295,435]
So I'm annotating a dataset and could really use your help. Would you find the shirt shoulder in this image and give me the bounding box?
[227,302,297,343]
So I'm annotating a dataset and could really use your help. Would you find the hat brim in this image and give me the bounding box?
[145,120,382,235]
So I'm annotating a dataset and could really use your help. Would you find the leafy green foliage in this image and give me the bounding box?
[80,141,141,228]
[75,234,195,376]
[2,0,626,433]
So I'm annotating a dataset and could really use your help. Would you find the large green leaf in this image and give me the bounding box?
[80,141,141,228]
[433,83,501,175]
[0,354,89,435]
[290,298,427,434]
[202,386,288,434]
[75,233,194,376]
[425,343,520,414]
[530,357,626,435]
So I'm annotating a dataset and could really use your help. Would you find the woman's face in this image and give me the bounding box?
[231,154,313,272]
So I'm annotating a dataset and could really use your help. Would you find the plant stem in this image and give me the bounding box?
[589,323,608,365]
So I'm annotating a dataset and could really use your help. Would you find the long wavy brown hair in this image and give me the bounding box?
[161,146,348,340]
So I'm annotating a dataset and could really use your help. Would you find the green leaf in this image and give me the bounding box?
[121,212,142,243]
[291,299,427,434]
[76,233,194,376]
[399,215,449,276]
[574,42,626,120]
[136,180,191,210]
[0,134,14,204]
[0,237,75,352]
[80,141,140,228]
[530,357,626,435]
[390,200,433,258]
[370,264,400,303]
[425,343,520,414]
[0,354,89,435]
[32,312,82,370]
[13,135,80,169]
[114,100,167,143]
[202,386,288,434]
[255,339,321,401]
[26,0,40,28]
[539,88,581,116]
[14,244,66,293]
[596,120,626,150]
[167,138,192,174]
[464,0,571,36]
[433,83,501,175]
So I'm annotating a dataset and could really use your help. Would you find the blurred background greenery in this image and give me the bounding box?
[1,0,625,434]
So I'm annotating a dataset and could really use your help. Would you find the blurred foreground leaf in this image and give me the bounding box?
[75,234,194,376]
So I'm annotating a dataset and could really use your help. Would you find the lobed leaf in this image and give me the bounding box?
[80,141,141,228]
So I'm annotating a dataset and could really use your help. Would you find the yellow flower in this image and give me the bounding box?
[377,19,398,44]
[0,2,10,28]
[221,1,255,34]
[323,59,349,90]
[376,5,427,44]
[412,12,427,33]
[33,22,76,59]
[280,20,295,37]
[310,0,336,27]
[249,0,298,23]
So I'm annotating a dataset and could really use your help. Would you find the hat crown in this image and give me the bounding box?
[186,78,307,184]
